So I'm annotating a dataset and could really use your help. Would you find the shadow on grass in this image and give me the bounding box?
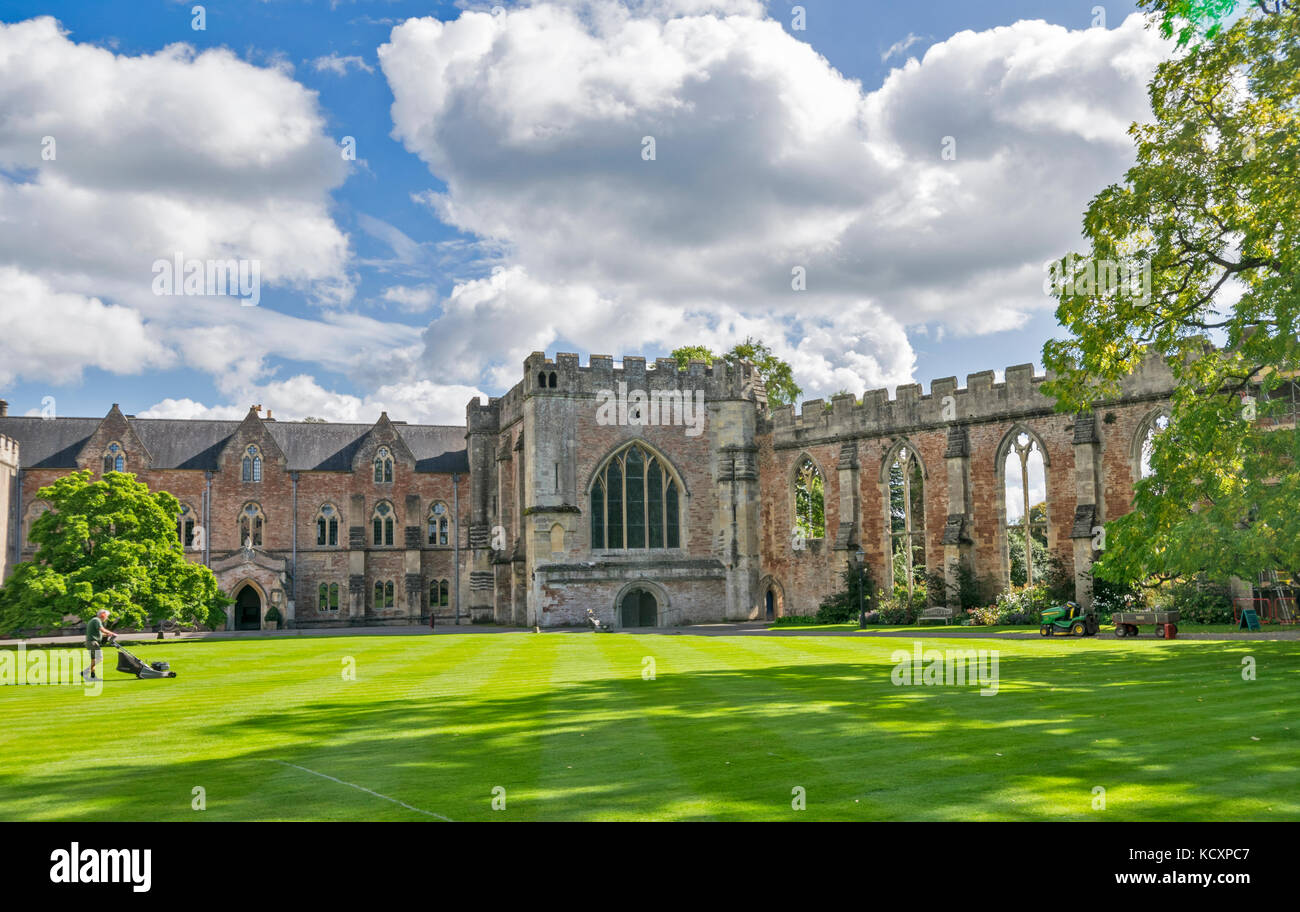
[2,640,1294,821]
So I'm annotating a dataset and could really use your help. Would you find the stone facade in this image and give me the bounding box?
[0,351,1183,628]
[0,404,470,629]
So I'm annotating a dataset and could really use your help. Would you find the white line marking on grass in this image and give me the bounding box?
[269,760,453,821]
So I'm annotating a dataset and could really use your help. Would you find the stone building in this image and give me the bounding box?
[0,350,1186,628]
[0,399,468,630]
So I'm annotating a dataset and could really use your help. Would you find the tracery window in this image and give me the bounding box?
[372,501,395,546]
[793,457,825,542]
[888,447,925,596]
[239,502,264,548]
[589,442,681,550]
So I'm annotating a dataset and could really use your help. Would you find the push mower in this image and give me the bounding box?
[1040,601,1099,637]
[107,636,177,679]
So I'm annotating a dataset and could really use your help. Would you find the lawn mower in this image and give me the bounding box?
[1040,601,1099,637]
[107,636,177,679]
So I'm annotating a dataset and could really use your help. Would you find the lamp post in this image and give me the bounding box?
[856,549,867,628]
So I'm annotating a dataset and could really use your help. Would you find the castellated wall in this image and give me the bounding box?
[760,354,1177,616]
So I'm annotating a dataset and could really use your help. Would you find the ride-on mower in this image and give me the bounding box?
[1040,601,1099,637]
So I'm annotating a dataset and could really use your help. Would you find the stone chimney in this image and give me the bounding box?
[0,400,8,416]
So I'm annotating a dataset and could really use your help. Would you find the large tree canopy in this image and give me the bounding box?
[671,338,803,408]
[0,471,230,635]
[1043,1,1299,585]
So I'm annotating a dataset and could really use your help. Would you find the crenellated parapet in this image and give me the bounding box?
[768,352,1175,448]
[522,351,766,403]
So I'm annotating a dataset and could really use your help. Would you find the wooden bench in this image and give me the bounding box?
[917,607,955,626]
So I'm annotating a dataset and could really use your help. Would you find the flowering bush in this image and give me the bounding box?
[994,584,1050,624]
[968,605,1001,626]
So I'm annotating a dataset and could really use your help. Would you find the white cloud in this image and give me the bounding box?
[0,267,172,386]
[311,53,374,75]
[0,16,357,387]
[882,32,924,63]
[380,3,1169,400]
[140,375,485,426]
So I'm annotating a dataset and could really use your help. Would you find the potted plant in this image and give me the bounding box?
[264,604,283,630]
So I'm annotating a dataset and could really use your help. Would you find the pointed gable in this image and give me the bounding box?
[75,404,153,473]
[351,412,417,475]
[219,405,288,477]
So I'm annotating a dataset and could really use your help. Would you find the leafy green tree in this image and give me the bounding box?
[0,471,231,635]
[670,338,803,408]
[1042,2,1299,586]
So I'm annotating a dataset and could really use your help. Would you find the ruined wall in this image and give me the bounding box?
[761,355,1177,613]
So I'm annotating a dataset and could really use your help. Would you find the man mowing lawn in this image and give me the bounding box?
[82,610,118,683]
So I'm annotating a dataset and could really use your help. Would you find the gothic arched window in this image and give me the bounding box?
[430,578,450,608]
[239,502,264,548]
[103,442,125,473]
[428,501,450,546]
[318,582,339,612]
[1003,431,1049,587]
[373,579,394,609]
[177,503,196,547]
[888,446,925,596]
[1137,412,1171,480]
[241,445,262,483]
[316,503,339,547]
[589,442,681,550]
[372,501,395,546]
[373,446,394,483]
[793,457,825,543]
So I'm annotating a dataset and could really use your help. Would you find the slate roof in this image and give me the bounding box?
[0,416,469,473]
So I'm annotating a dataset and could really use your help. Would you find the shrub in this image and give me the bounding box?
[968,605,1000,626]
[994,584,1050,625]
[815,561,877,624]
[1156,577,1233,624]
[875,593,917,625]
[1090,575,1146,618]
[772,615,820,627]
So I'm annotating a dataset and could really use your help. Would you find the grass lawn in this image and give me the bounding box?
[1,631,1296,821]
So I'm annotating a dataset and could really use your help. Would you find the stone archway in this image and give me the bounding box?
[619,587,659,628]
[234,584,263,631]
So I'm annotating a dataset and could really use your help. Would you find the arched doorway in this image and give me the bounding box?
[235,586,262,630]
[765,588,775,621]
[620,588,658,628]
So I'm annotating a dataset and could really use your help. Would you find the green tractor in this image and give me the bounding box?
[1040,601,1099,637]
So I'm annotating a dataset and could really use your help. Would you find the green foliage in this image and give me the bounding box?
[1089,576,1148,620]
[264,604,283,626]
[771,615,820,627]
[994,584,1052,625]
[0,471,231,635]
[1153,577,1235,623]
[873,598,915,626]
[669,345,716,368]
[815,561,876,624]
[670,338,803,408]
[926,564,993,610]
[1043,5,1300,586]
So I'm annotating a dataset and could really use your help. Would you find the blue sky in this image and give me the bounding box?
[0,0,1161,424]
